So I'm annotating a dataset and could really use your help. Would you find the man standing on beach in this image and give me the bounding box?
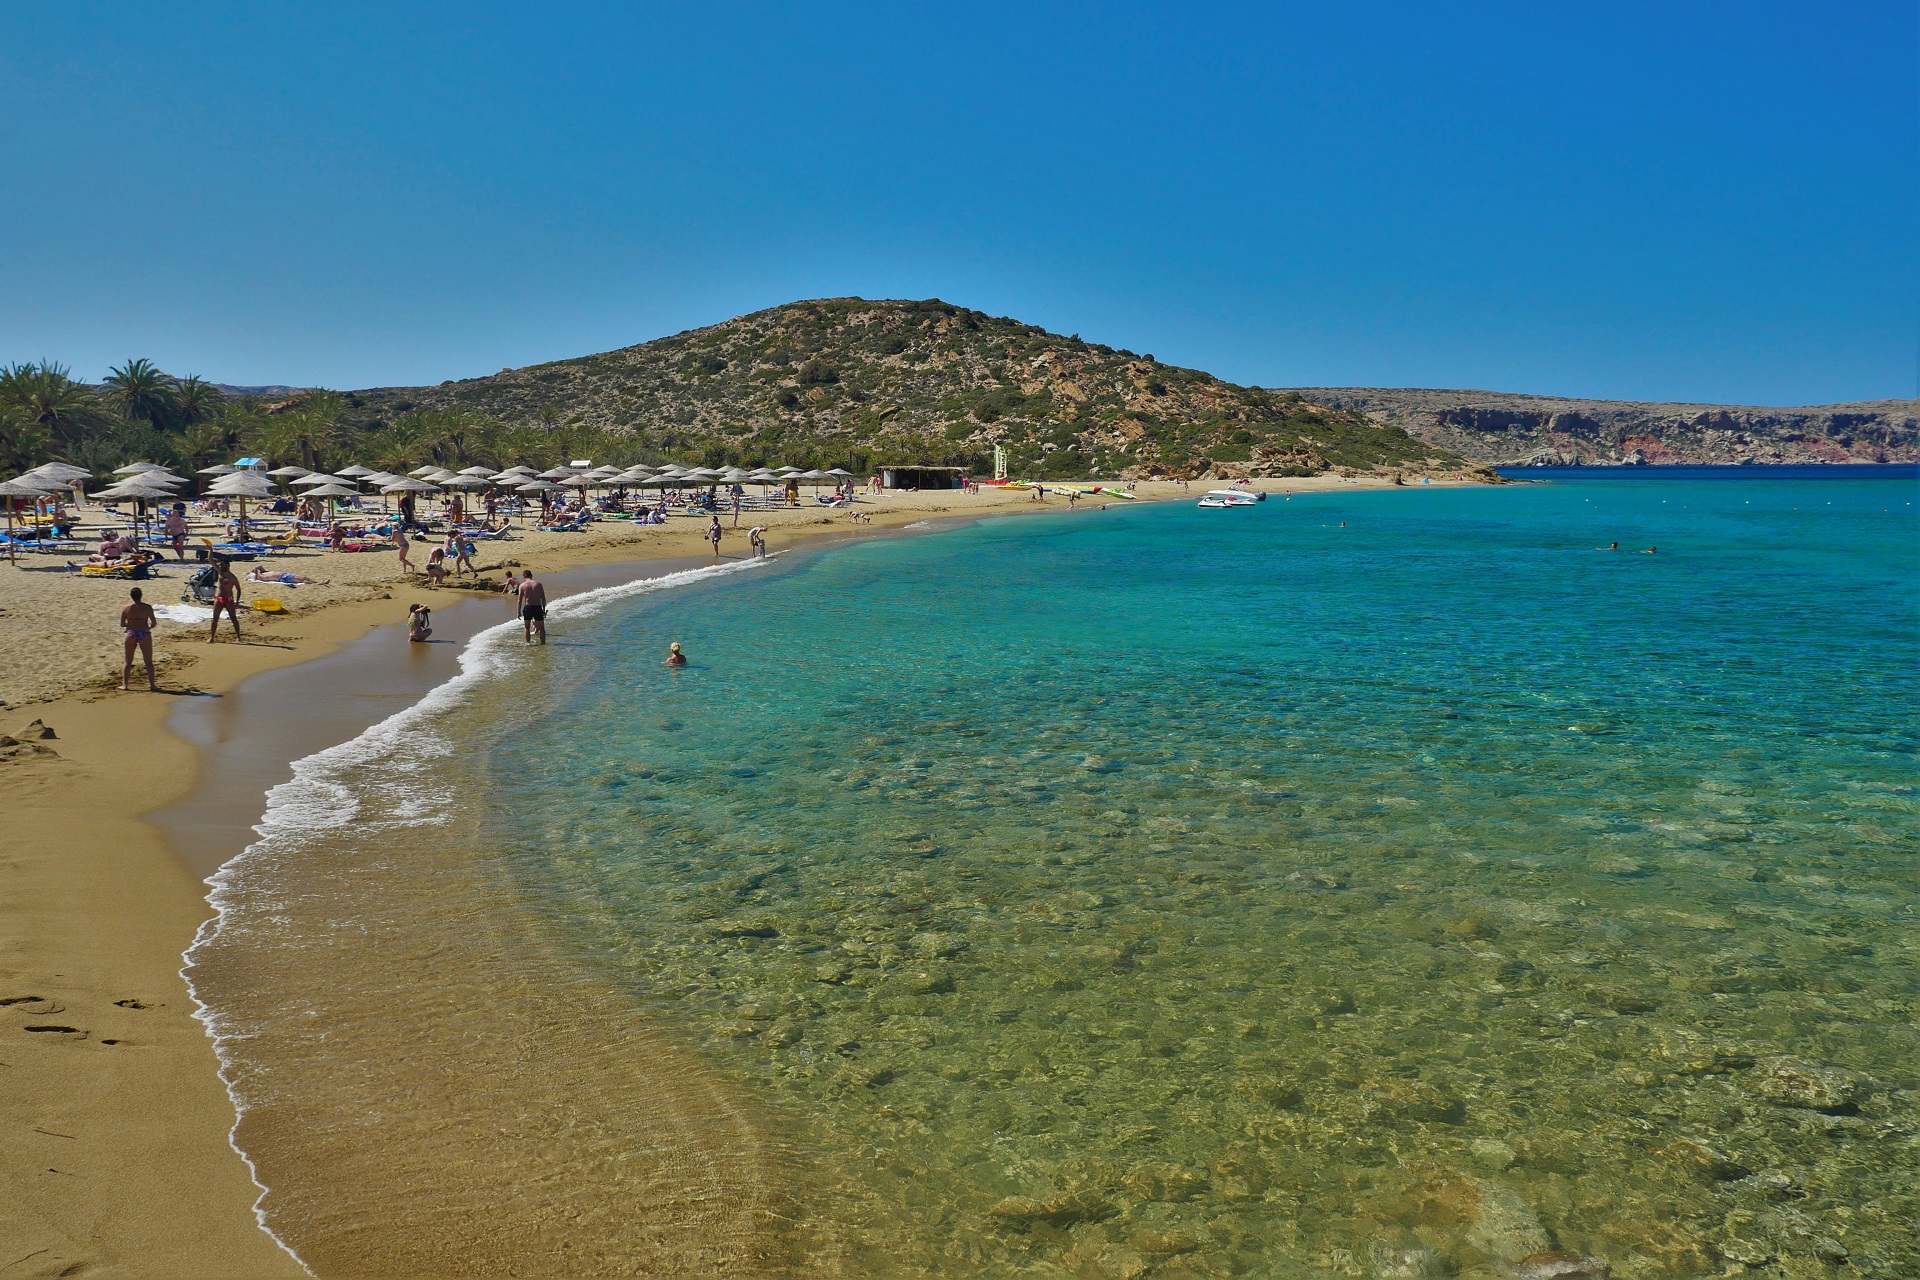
[517,570,547,645]
[164,503,189,560]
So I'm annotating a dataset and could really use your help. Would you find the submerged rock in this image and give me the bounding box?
[986,1189,1117,1228]
[1509,1253,1609,1280]
[1753,1056,1863,1113]
[1370,1244,1446,1279]
[1122,1162,1210,1202]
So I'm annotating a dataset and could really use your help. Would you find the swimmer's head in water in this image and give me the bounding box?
[669,642,682,653]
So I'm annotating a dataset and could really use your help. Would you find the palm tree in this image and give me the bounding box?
[172,376,225,427]
[0,361,110,448]
[267,392,346,470]
[0,404,53,473]
[105,358,179,428]
[177,420,230,470]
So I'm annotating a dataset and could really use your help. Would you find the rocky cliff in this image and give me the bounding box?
[1280,388,1919,466]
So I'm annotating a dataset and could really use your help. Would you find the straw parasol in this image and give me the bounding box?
[457,465,495,477]
[381,476,441,493]
[27,462,91,482]
[408,465,443,478]
[0,474,63,564]
[536,467,577,480]
[334,464,377,478]
[293,472,346,487]
[94,478,178,544]
[113,461,169,475]
[208,469,276,536]
[197,463,239,476]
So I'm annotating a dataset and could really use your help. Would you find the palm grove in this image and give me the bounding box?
[0,359,676,481]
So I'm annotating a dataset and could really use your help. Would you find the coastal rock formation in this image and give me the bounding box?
[1280,387,1918,466]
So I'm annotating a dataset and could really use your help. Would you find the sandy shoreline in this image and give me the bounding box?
[0,474,1462,1274]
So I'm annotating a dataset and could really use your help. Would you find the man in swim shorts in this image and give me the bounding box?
[120,586,157,691]
[517,570,547,645]
[164,503,189,560]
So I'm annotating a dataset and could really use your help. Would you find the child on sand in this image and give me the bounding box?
[407,603,433,642]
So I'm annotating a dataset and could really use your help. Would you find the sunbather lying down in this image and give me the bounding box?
[249,566,330,586]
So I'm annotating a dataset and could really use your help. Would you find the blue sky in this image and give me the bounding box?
[2,2,1911,404]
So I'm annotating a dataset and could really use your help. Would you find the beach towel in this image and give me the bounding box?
[154,604,214,624]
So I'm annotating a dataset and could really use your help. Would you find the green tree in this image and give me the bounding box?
[171,376,225,428]
[0,404,53,472]
[258,392,345,470]
[104,358,179,427]
[0,361,109,448]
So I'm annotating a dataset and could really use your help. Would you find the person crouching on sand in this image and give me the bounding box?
[120,586,156,691]
[407,603,433,642]
[665,642,686,667]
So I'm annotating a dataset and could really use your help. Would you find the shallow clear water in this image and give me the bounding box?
[467,473,1918,1278]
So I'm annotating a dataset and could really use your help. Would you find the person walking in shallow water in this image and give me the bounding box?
[120,587,156,690]
[517,570,547,645]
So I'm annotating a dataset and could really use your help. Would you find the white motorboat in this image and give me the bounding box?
[1196,489,1264,508]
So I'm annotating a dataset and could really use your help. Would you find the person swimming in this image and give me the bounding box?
[665,641,686,667]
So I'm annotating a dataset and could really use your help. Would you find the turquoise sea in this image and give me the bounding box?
[195,469,1919,1278]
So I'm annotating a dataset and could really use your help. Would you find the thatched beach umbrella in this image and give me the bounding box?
[335,464,377,478]
[93,478,178,545]
[0,474,63,564]
[113,461,169,475]
[408,465,443,478]
[208,469,276,537]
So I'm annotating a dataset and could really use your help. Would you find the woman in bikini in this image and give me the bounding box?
[120,587,157,691]
[209,559,243,643]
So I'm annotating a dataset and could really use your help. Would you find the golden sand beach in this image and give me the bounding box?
[0,474,1456,1275]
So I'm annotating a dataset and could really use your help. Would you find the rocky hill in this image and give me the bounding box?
[347,299,1463,479]
[1281,388,1919,466]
